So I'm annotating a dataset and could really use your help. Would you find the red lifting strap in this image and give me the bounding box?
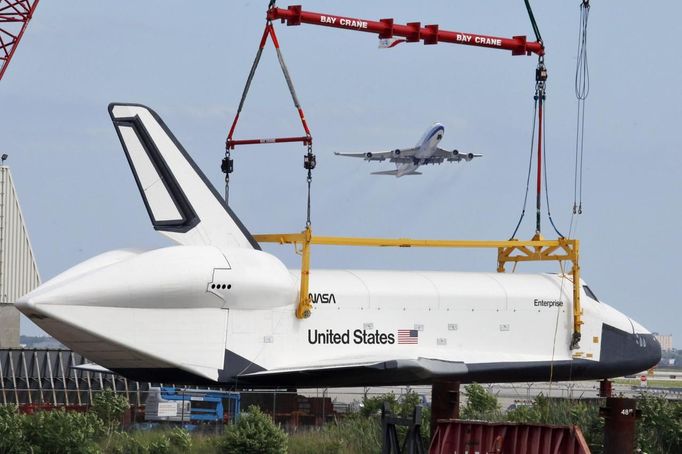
[226,21,312,150]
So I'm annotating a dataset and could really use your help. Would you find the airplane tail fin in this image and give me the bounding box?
[108,103,260,251]
[371,170,422,176]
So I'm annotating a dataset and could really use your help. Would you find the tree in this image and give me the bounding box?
[91,388,129,430]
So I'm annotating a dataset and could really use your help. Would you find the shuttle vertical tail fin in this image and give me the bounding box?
[109,103,260,250]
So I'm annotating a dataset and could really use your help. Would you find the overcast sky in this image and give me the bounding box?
[2,1,680,345]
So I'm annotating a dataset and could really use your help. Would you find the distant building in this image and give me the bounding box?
[0,165,41,347]
[653,333,673,352]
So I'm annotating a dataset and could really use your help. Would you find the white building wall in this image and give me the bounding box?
[0,166,41,347]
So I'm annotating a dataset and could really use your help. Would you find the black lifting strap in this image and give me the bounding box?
[222,151,233,203]
[303,143,316,227]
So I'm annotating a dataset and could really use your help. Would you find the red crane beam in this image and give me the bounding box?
[0,0,39,82]
[267,5,544,57]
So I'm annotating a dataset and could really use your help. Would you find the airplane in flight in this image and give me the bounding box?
[17,104,659,387]
[334,123,481,177]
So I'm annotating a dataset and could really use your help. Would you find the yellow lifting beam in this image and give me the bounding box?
[253,230,583,348]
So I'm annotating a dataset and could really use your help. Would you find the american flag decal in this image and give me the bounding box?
[398,329,419,344]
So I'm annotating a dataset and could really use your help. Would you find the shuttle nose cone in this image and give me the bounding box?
[15,292,40,317]
[15,276,94,324]
[599,323,661,377]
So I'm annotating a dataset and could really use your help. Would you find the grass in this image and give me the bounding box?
[613,379,682,389]
[101,427,219,453]
[288,416,382,454]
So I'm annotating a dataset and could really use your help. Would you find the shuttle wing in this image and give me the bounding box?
[236,357,467,387]
[109,103,260,251]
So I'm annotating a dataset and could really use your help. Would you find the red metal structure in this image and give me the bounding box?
[429,420,591,454]
[228,3,544,151]
[0,0,39,81]
[264,4,553,236]
[229,3,557,240]
[267,5,544,56]
[226,21,312,150]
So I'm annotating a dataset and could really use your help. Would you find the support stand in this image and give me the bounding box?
[600,397,640,454]
[599,379,612,398]
[430,381,460,439]
[381,402,425,454]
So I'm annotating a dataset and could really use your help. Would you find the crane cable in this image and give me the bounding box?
[512,2,566,238]
[523,0,543,44]
[573,0,590,215]
[553,0,593,402]
[510,0,543,239]
[510,64,565,240]
[519,1,565,403]
[509,98,536,240]
[542,99,566,238]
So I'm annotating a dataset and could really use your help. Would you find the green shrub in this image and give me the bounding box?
[91,389,130,430]
[460,383,501,420]
[217,405,287,454]
[360,392,398,417]
[107,431,147,454]
[360,388,425,419]
[636,393,682,454]
[0,405,29,453]
[147,436,171,454]
[23,409,105,454]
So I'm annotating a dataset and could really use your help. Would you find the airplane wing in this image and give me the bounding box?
[71,363,115,374]
[236,357,467,387]
[335,147,419,163]
[371,170,422,176]
[435,147,483,162]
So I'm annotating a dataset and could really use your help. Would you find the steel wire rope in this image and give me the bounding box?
[523,0,543,45]
[548,261,572,402]
[509,98,538,239]
[573,1,590,215]
[541,99,566,238]
[560,5,592,383]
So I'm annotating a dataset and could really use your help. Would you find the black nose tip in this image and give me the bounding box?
[599,325,661,377]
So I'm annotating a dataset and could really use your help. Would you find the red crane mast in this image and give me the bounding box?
[0,0,40,82]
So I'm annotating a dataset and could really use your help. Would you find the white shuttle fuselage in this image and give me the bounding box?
[16,105,660,387]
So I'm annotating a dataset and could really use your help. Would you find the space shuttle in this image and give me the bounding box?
[16,104,660,387]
